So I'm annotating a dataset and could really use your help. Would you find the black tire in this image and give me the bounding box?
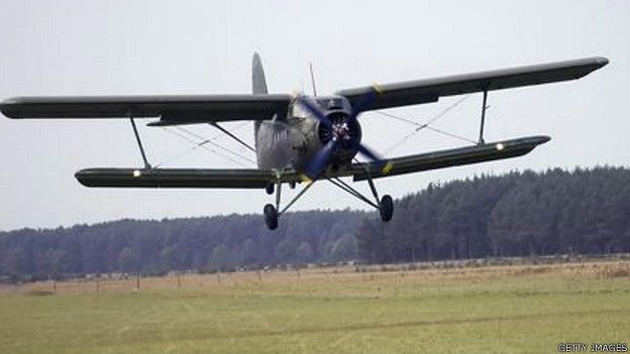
[264,204,278,230]
[265,183,275,195]
[379,195,393,222]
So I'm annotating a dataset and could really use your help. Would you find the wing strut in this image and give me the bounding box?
[263,171,316,229]
[278,180,315,215]
[129,117,151,169]
[478,88,489,145]
[209,122,256,152]
[326,177,381,210]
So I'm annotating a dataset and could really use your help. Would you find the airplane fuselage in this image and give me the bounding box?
[255,95,360,175]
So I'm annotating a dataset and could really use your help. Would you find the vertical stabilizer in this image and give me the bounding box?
[252,52,268,139]
[252,53,268,95]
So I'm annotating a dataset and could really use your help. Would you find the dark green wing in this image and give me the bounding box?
[75,167,303,189]
[349,136,550,181]
[1,94,291,123]
[337,57,608,111]
[76,137,550,188]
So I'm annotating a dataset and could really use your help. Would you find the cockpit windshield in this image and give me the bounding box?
[291,102,309,118]
[291,96,349,118]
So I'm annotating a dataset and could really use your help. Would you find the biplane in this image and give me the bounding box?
[0,54,608,230]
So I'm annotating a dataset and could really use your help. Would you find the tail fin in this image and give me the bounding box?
[252,52,268,138]
[252,53,268,94]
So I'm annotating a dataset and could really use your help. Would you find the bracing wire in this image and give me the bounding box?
[384,125,476,155]
[174,126,256,164]
[154,122,250,167]
[162,128,248,166]
[208,123,256,152]
[377,95,476,154]
[154,122,253,167]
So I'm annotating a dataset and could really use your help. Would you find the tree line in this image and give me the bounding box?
[0,210,365,281]
[1,166,628,281]
[358,167,630,263]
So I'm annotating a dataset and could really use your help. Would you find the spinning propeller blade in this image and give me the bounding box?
[306,140,337,179]
[295,95,331,128]
[356,142,381,161]
[346,85,381,125]
[296,88,392,179]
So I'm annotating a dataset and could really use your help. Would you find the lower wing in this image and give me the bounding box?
[74,136,549,189]
[349,136,550,182]
[75,168,300,189]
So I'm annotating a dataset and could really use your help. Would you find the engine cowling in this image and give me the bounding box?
[317,110,362,167]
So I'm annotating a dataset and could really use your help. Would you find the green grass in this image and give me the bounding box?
[1,262,629,353]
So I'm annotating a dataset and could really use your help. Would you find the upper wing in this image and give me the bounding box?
[75,167,303,189]
[349,136,550,182]
[0,94,292,123]
[336,57,608,111]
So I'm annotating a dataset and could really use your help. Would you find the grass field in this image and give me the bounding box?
[1,260,629,353]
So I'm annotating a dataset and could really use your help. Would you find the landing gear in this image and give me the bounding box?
[263,204,278,230]
[379,195,393,222]
[262,168,394,230]
[325,172,394,224]
[263,176,317,230]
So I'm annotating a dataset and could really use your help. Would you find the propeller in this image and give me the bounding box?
[306,140,336,179]
[295,89,391,179]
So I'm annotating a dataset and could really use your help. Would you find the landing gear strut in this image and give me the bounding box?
[262,167,394,230]
[327,176,394,223]
[263,175,317,230]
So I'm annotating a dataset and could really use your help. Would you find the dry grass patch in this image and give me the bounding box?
[0,259,629,354]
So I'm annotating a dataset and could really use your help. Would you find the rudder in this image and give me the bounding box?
[252,52,268,95]
[252,52,268,138]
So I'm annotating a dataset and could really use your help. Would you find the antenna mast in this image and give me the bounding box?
[309,62,317,97]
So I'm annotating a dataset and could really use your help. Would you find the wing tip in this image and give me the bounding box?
[595,56,609,66]
[510,135,551,148]
[588,56,609,70]
[1,97,23,118]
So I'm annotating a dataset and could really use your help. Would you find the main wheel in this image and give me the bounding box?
[263,204,278,230]
[265,183,275,195]
[379,195,393,222]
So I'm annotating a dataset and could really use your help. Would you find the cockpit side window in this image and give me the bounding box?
[291,103,308,118]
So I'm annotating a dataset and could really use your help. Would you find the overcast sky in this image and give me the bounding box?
[0,0,628,231]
